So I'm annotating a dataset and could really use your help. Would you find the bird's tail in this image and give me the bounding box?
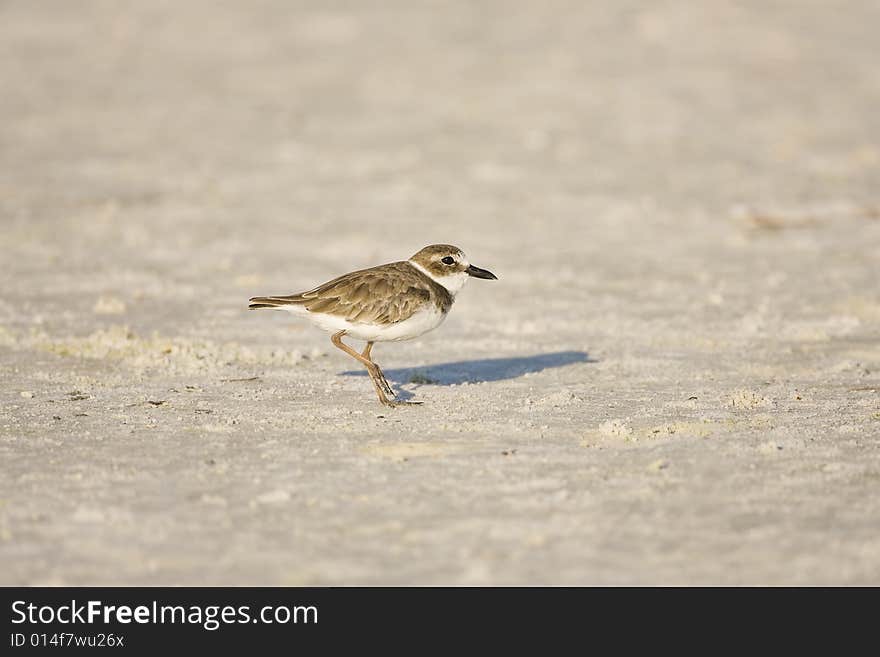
[248,295,304,310]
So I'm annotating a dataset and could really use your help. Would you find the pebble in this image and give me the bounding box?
[647,459,670,471]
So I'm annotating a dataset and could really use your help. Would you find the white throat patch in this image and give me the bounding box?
[408,260,470,296]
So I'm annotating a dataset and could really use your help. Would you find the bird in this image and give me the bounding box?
[249,244,498,407]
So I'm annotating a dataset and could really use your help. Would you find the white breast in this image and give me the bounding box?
[282,303,447,342]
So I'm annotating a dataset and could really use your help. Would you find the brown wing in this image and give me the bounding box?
[297,262,431,324]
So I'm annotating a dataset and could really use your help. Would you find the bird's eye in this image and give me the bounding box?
[441,256,455,265]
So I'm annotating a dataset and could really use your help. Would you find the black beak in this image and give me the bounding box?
[466,264,498,280]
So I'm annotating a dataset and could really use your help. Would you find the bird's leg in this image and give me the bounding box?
[362,341,422,406]
[366,369,395,407]
[362,342,395,397]
[331,331,396,407]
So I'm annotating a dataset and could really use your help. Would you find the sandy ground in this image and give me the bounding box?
[1,1,879,585]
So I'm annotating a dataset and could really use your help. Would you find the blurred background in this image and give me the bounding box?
[1,1,878,584]
[3,1,878,311]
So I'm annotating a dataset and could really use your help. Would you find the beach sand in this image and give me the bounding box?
[1,1,879,584]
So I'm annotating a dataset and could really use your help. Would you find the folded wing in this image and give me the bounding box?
[249,262,432,324]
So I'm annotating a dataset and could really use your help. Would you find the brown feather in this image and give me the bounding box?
[249,261,453,324]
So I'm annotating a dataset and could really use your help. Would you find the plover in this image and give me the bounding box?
[249,244,497,407]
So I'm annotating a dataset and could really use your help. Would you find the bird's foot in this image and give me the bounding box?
[384,399,423,408]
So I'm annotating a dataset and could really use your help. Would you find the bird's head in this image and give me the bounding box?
[408,244,497,295]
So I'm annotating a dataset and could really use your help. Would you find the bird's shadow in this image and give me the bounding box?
[341,350,595,401]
